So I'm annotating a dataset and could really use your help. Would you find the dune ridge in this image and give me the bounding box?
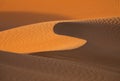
[0,17,120,54]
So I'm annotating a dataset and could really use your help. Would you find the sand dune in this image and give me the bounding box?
[0,17,120,81]
[0,20,86,53]
[0,0,120,81]
[0,17,120,53]
[32,17,120,72]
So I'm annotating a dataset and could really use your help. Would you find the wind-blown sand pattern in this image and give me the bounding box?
[0,17,120,81]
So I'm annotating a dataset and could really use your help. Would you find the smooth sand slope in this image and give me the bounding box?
[0,51,120,81]
[0,17,120,81]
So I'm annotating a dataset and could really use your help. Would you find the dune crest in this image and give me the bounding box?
[0,21,86,54]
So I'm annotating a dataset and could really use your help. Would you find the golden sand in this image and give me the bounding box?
[0,21,86,54]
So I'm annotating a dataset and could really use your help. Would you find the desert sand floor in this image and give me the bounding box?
[0,17,120,81]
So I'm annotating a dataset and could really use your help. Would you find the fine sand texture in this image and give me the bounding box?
[0,17,120,81]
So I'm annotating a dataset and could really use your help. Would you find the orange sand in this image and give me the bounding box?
[0,21,86,53]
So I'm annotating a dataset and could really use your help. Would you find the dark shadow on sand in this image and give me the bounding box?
[0,11,70,31]
[31,17,120,70]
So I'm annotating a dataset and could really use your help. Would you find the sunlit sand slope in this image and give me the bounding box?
[0,21,86,54]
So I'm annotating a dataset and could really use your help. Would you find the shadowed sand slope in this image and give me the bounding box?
[54,17,120,52]
[31,17,120,75]
[0,17,120,81]
[0,51,120,81]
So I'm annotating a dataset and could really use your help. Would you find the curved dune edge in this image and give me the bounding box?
[0,20,87,54]
[0,17,119,54]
